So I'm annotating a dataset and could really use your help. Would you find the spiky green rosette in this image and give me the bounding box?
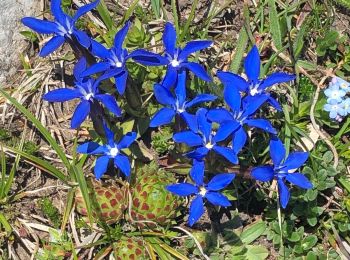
[75,180,128,224]
[130,163,181,228]
[113,237,148,260]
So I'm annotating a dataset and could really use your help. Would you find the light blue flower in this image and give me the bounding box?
[324,99,346,119]
[331,76,350,93]
[324,84,346,103]
[341,98,350,115]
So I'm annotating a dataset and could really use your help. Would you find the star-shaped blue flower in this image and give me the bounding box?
[207,74,277,153]
[22,0,99,56]
[251,137,313,208]
[156,22,212,87]
[167,160,235,226]
[150,71,216,129]
[173,108,238,164]
[324,84,346,103]
[43,58,121,128]
[81,21,166,95]
[324,99,346,120]
[77,123,136,179]
[218,45,295,111]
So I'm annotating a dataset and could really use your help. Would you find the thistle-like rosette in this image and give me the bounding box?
[252,137,313,208]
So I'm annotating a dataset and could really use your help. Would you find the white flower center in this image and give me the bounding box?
[205,142,214,149]
[332,105,338,110]
[332,92,339,98]
[84,93,94,100]
[115,61,123,68]
[199,187,207,196]
[171,59,180,67]
[341,83,348,89]
[250,87,260,96]
[108,147,119,157]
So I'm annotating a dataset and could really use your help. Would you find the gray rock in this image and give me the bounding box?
[0,0,41,84]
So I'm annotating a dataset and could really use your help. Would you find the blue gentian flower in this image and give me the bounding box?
[217,46,295,110]
[43,58,121,128]
[207,76,276,153]
[324,99,346,120]
[167,160,235,226]
[81,21,166,95]
[252,138,313,208]
[77,123,136,179]
[173,108,238,164]
[154,22,212,87]
[21,0,99,56]
[324,84,346,103]
[150,71,216,129]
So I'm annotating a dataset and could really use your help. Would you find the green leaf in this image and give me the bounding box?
[20,31,38,42]
[240,221,266,244]
[287,232,301,242]
[268,0,283,50]
[307,216,317,227]
[306,251,317,260]
[316,30,339,56]
[245,245,269,260]
[0,89,70,170]
[302,235,318,250]
[322,151,334,164]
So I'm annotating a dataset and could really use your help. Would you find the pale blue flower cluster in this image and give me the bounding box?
[323,76,350,121]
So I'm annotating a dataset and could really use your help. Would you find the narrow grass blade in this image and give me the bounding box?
[0,88,70,169]
[0,148,7,199]
[1,144,67,183]
[151,0,161,19]
[179,0,199,42]
[268,0,283,50]
[230,27,248,73]
[120,0,140,26]
[96,0,114,30]
[0,213,12,234]
[61,187,75,232]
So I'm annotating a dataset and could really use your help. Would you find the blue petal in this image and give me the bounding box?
[213,121,240,142]
[207,174,235,191]
[150,107,176,127]
[188,196,204,226]
[73,29,91,48]
[285,173,313,189]
[245,119,277,134]
[114,21,131,52]
[39,36,65,57]
[179,40,212,60]
[43,88,81,102]
[182,62,211,82]
[117,132,137,149]
[244,45,260,83]
[51,0,67,24]
[190,160,205,186]
[90,40,110,59]
[267,96,282,111]
[207,108,233,123]
[21,17,59,34]
[233,126,247,153]
[163,22,177,55]
[242,95,268,116]
[94,155,109,179]
[162,67,177,88]
[95,94,121,116]
[115,70,128,95]
[205,191,231,207]
[185,94,217,108]
[278,178,290,209]
[73,58,88,80]
[283,152,309,171]
[186,147,209,160]
[180,112,198,132]
[213,146,238,164]
[269,137,285,166]
[175,70,187,106]
[103,123,115,146]
[173,131,203,147]
[77,142,107,154]
[217,71,249,92]
[129,49,168,66]
[73,0,100,21]
[153,84,176,106]
[166,183,198,196]
[114,154,131,176]
[196,108,211,141]
[82,62,111,77]
[251,166,274,182]
[71,100,90,128]
[259,72,296,90]
[224,84,241,113]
